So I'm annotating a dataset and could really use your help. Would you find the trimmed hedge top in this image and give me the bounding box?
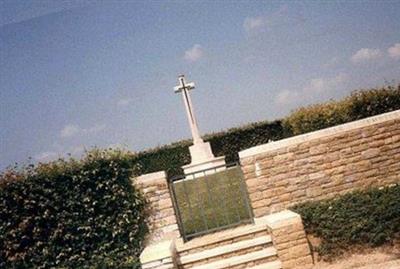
[0,150,148,269]
[284,84,400,135]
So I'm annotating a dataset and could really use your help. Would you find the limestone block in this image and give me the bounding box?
[306,186,322,198]
[392,134,400,143]
[361,148,381,159]
[158,198,173,210]
[255,210,313,269]
[140,239,177,269]
[247,178,260,188]
[255,210,298,229]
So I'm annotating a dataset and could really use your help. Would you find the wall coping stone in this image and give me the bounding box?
[239,109,400,159]
[140,239,175,264]
[255,210,301,229]
[135,171,167,185]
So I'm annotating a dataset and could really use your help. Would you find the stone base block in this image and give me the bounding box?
[140,239,177,269]
[187,142,215,164]
[183,156,226,176]
[256,210,314,269]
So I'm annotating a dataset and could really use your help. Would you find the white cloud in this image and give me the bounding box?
[275,73,348,105]
[243,16,265,32]
[351,48,382,63]
[184,44,203,62]
[117,98,133,106]
[243,5,293,33]
[388,43,400,59]
[60,124,80,138]
[60,123,106,138]
[304,73,347,94]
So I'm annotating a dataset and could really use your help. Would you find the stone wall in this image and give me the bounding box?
[239,110,400,217]
[258,210,313,269]
[134,172,314,269]
[133,171,180,243]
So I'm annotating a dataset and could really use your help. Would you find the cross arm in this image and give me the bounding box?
[173,82,195,93]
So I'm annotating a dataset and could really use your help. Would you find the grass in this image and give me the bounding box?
[172,166,252,239]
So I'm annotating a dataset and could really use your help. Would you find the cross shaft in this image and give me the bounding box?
[174,75,203,144]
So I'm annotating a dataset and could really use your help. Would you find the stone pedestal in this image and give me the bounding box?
[182,142,226,175]
[256,210,314,269]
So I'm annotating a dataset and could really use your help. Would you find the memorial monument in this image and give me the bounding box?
[174,75,225,174]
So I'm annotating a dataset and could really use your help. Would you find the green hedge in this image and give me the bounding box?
[0,150,147,269]
[130,120,288,177]
[292,184,400,259]
[284,84,400,135]
[1,84,399,267]
[132,84,400,177]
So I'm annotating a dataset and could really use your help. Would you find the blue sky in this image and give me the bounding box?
[1,0,399,170]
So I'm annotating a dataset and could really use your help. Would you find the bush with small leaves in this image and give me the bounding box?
[292,184,400,260]
[0,149,147,269]
[283,84,400,135]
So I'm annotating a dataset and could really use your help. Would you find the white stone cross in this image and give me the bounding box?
[173,75,226,174]
[174,75,203,145]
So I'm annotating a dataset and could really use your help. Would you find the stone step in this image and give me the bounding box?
[176,222,268,253]
[247,260,282,269]
[190,247,278,269]
[179,235,272,265]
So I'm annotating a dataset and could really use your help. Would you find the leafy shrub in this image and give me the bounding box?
[292,184,400,259]
[0,149,148,269]
[283,100,351,135]
[348,84,400,120]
